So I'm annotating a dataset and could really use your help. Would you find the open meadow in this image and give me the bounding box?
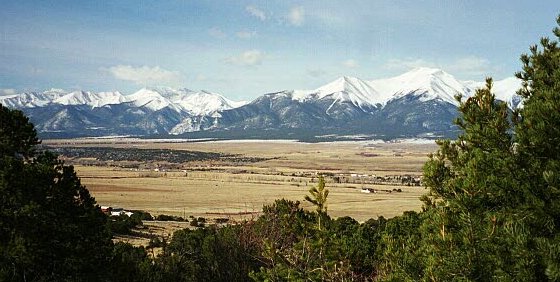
[45,139,438,222]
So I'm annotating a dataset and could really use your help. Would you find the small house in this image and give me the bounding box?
[361,188,375,193]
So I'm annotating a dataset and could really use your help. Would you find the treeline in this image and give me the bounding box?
[2,15,560,282]
[106,212,209,235]
[84,177,419,280]
[48,146,272,165]
[109,198,407,281]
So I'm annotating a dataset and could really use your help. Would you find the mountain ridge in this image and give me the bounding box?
[0,68,522,139]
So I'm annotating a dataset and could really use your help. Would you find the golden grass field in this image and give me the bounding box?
[46,139,438,222]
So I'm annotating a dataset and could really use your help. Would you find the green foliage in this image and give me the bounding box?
[148,236,166,249]
[404,73,554,281]
[151,226,262,281]
[0,105,113,281]
[132,210,154,221]
[110,242,153,282]
[417,79,527,280]
[189,217,206,227]
[332,216,388,278]
[305,175,329,215]
[378,17,560,281]
[0,104,39,159]
[250,199,319,280]
[252,185,386,281]
[514,15,560,281]
[378,211,423,281]
[107,213,143,235]
[155,214,186,222]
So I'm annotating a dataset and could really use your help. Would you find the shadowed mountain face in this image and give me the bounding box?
[1,68,519,140]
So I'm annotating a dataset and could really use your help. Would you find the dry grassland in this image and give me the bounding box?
[48,139,438,222]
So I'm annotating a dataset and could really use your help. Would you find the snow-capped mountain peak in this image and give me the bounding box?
[370,67,468,106]
[122,86,249,114]
[1,86,248,115]
[44,88,68,96]
[461,76,523,109]
[1,67,523,139]
[289,67,520,116]
[125,88,180,112]
[171,89,245,116]
[316,76,374,96]
[0,91,67,108]
[292,75,384,111]
[493,77,523,108]
[54,90,125,107]
[319,76,383,108]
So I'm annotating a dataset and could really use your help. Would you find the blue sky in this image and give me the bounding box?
[1,1,560,100]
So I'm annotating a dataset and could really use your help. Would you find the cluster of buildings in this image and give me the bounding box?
[101,206,134,217]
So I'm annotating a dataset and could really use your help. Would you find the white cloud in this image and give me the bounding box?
[0,88,17,96]
[225,50,265,66]
[246,5,266,21]
[107,65,182,85]
[208,27,226,38]
[236,30,256,39]
[287,6,305,26]
[342,59,359,69]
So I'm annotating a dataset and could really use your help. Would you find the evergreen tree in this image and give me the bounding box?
[0,104,39,159]
[378,211,423,281]
[417,79,536,280]
[514,15,560,281]
[390,16,560,281]
[305,175,329,232]
[252,180,360,281]
[305,176,329,215]
[0,105,113,281]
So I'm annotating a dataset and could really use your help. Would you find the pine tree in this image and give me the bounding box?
[405,16,560,281]
[0,104,39,159]
[514,15,560,281]
[418,79,532,280]
[305,175,329,230]
[0,105,113,281]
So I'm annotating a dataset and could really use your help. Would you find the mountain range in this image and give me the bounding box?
[0,67,522,140]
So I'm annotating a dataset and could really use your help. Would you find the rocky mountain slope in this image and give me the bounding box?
[0,68,521,139]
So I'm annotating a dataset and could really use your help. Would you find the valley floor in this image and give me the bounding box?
[46,139,437,222]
